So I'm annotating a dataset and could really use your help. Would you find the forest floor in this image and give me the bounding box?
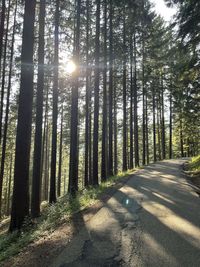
[183,155,200,193]
[0,171,134,267]
[2,159,200,267]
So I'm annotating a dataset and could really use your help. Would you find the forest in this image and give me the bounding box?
[0,0,199,236]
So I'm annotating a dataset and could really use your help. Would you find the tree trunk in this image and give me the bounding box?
[122,8,127,172]
[92,0,100,185]
[57,103,63,197]
[146,94,149,164]
[43,83,49,201]
[0,0,16,217]
[108,0,113,176]
[84,0,90,187]
[180,117,184,157]
[0,0,5,78]
[49,0,59,203]
[101,0,108,182]
[142,37,146,166]
[129,33,134,169]
[9,0,36,231]
[0,0,11,145]
[152,84,156,162]
[157,98,161,161]
[6,153,13,216]
[133,32,139,167]
[44,118,50,201]
[114,71,118,174]
[88,75,92,185]
[161,75,166,159]
[169,87,173,159]
[68,0,81,195]
[31,0,46,217]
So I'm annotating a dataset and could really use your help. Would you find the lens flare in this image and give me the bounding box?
[65,60,77,74]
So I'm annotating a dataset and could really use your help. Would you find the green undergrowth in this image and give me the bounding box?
[0,169,135,263]
[188,155,200,172]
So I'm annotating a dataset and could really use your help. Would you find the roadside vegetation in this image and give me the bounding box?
[188,156,200,172]
[0,169,135,263]
[184,156,200,192]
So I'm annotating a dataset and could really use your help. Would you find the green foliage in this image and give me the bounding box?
[188,155,200,172]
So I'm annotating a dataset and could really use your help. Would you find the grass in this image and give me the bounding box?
[0,169,135,263]
[187,155,200,172]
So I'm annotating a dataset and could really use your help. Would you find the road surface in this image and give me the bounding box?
[51,159,200,267]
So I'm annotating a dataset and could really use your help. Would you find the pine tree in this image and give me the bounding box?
[9,0,36,231]
[31,0,46,218]
[92,0,101,185]
[49,0,60,203]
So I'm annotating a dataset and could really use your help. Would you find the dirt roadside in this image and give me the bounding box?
[1,176,131,267]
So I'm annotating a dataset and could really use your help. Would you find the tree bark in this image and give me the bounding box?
[108,0,113,176]
[0,0,16,217]
[92,0,100,185]
[161,75,166,159]
[84,0,90,187]
[31,0,46,217]
[68,0,81,195]
[101,0,108,182]
[152,84,156,162]
[9,0,36,231]
[133,32,139,167]
[122,8,127,172]
[142,36,146,166]
[0,0,5,78]
[114,70,118,174]
[169,87,173,159]
[49,0,59,203]
[0,0,11,144]
[57,103,63,197]
[129,33,134,169]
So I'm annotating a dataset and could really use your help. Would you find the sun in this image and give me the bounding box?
[65,60,77,74]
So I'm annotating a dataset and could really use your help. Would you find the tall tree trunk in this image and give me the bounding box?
[31,0,46,217]
[161,75,166,159]
[44,118,50,201]
[43,83,49,201]
[114,72,118,174]
[0,0,16,217]
[187,137,190,157]
[122,8,127,172]
[84,0,90,187]
[68,0,81,195]
[157,98,161,161]
[0,0,11,144]
[9,0,36,231]
[92,0,100,185]
[101,0,108,182]
[180,116,184,157]
[152,84,156,162]
[129,33,134,169]
[146,94,149,164]
[88,74,92,185]
[0,0,5,78]
[49,0,59,203]
[108,0,113,176]
[57,103,63,197]
[142,37,146,166]
[169,87,173,159]
[133,32,139,167]
[6,153,13,216]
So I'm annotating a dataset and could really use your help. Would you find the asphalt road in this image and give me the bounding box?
[51,159,200,267]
